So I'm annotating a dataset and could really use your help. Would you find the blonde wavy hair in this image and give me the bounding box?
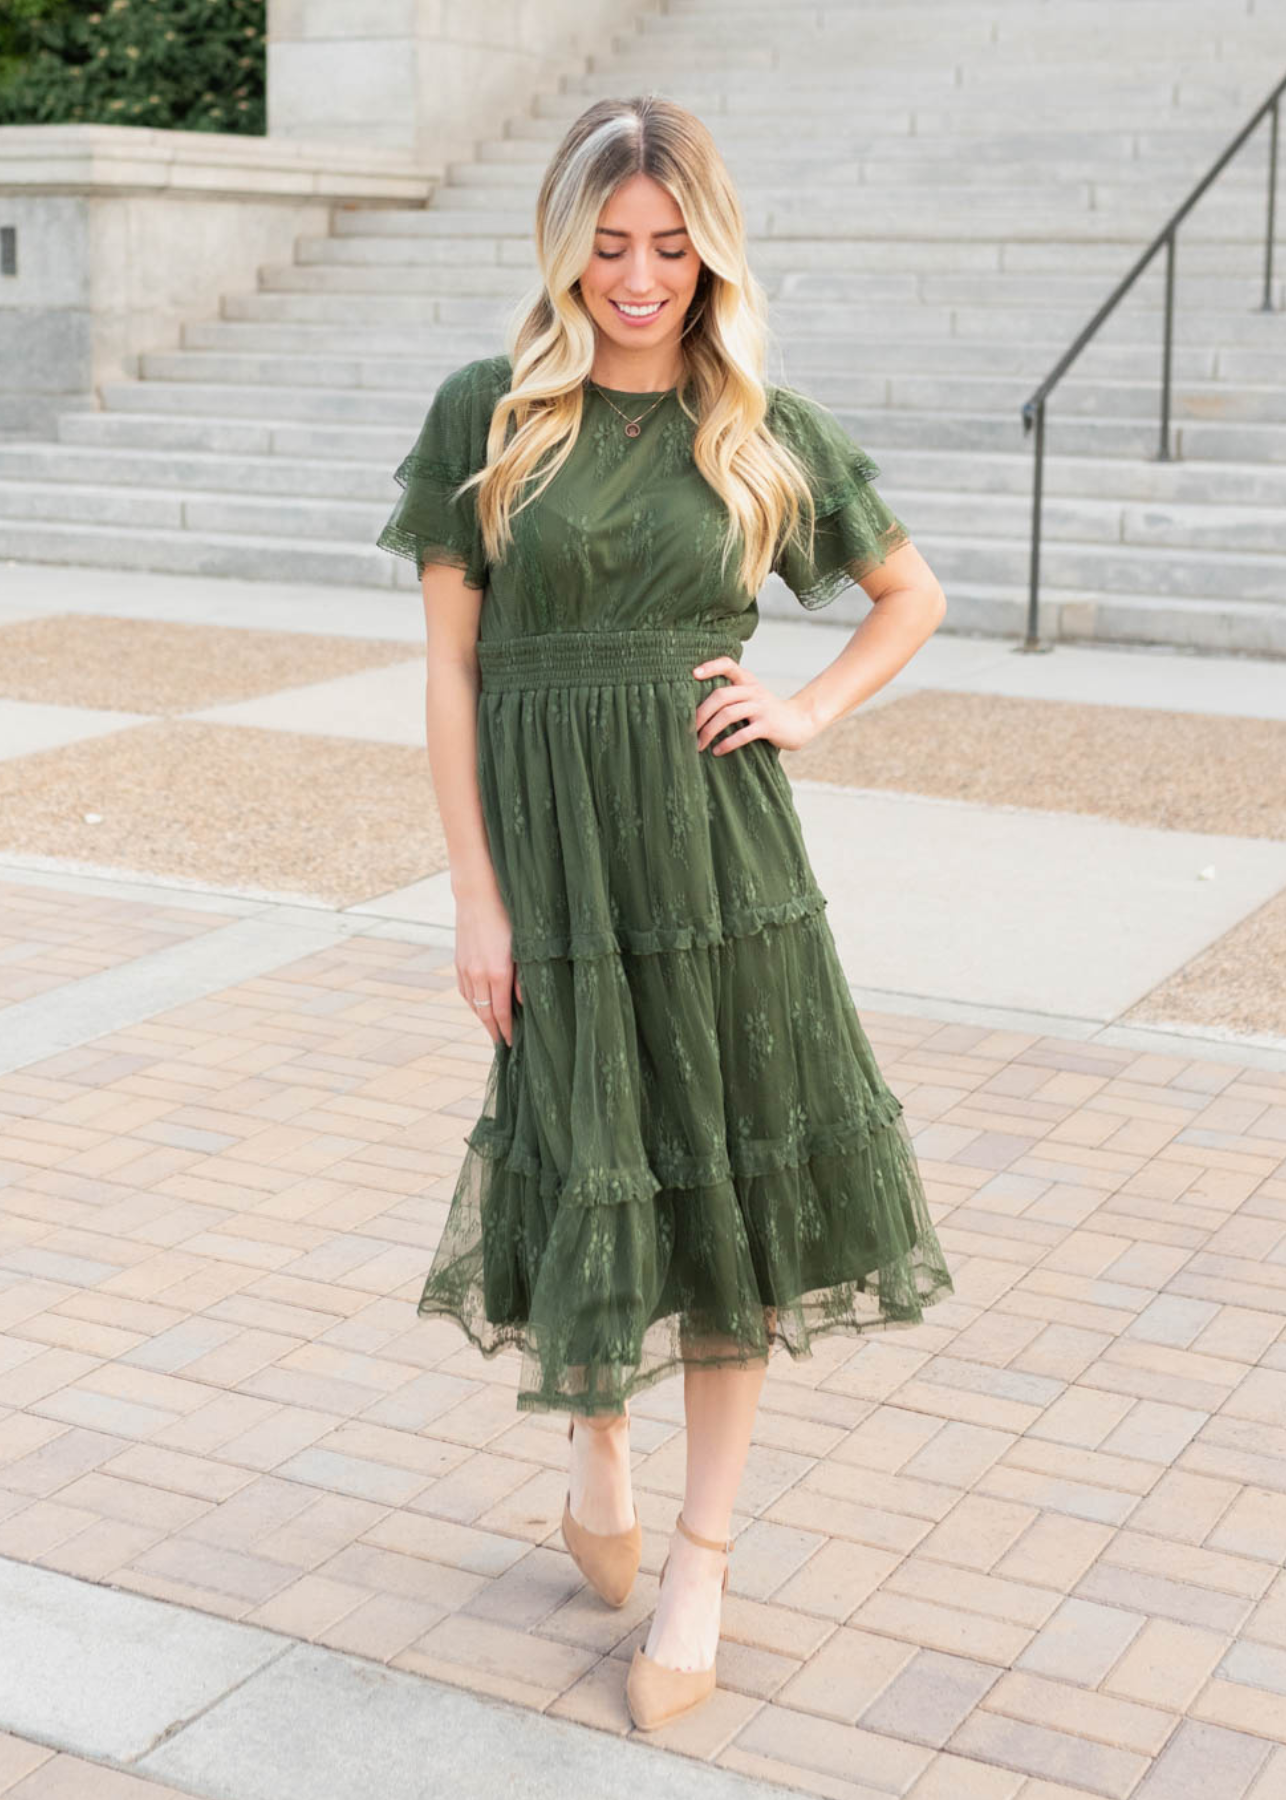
[454,94,817,596]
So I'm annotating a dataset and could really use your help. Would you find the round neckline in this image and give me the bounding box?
[586,378,679,399]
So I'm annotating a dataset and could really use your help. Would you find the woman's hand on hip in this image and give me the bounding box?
[692,656,821,755]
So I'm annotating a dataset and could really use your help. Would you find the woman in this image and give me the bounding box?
[377,94,954,1732]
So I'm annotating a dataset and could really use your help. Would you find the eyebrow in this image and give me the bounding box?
[594,226,689,238]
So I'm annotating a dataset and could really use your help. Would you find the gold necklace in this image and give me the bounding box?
[585,379,673,438]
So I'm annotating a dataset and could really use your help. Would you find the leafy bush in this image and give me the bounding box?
[0,0,266,134]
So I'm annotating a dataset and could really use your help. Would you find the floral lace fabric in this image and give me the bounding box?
[377,355,952,1415]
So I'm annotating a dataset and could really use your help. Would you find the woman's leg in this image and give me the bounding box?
[568,1404,636,1534]
[643,1353,769,1671]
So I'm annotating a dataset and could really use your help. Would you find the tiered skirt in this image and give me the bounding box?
[420,626,954,1413]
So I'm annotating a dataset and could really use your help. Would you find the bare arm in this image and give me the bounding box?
[420,563,521,1046]
[694,539,947,758]
[793,539,947,732]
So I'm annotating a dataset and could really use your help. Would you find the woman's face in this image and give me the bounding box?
[578,173,703,363]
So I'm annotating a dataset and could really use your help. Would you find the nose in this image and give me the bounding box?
[621,248,659,294]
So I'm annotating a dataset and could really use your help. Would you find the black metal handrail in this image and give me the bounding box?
[1018,73,1285,652]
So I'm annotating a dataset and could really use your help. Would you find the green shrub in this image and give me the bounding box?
[0,0,266,134]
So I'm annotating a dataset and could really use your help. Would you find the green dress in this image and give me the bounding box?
[378,353,953,1415]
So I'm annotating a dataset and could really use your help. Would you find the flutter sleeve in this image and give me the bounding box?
[377,358,495,590]
[768,385,910,609]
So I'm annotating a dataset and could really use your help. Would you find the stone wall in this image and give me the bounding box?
[267,0,659,169]
[0,126,432,434]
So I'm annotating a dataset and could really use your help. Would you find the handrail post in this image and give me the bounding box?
[1023,397,1046,650]
[1158,229,1176,460]
[1264,94,1280,312]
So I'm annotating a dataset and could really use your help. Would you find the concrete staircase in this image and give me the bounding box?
[4,0,1286,654]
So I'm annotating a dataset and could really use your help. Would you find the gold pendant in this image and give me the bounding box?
[624,421,641,438]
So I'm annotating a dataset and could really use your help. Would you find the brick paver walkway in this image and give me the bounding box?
[3,880,1286,1799]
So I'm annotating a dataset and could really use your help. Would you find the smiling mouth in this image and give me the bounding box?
[610,299,668,320]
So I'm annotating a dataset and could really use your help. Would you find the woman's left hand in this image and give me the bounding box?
[692,656,820,755]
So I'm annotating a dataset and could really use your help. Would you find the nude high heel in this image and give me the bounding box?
[560,1409,641,1608]
[626,1511,733,1731]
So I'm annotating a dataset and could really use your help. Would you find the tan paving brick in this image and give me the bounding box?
[983,1669,1175,1755]
[905,1751,1026,1798]
[35,1515,169,1581]
[545,1656,634,1735]
[1104,1618,1231,1711]
[732,1701,936,1792]
[4,1750,203,1799]
[394,1611,597,1708]
[851,1589,1035,1666]
[1098,1527,1277,1599]
[776,1624,917,1721]
[947,1709,1149,1795]
[720,1743,893,1799]
[769,1534,902,1621]
[0,1732,54,1793]
[314,1591,447,1661]
[0,1500,101,1560]
[243,1571,369,1637]
[1189,1678,1286,1745]
[883,1556,1061,1632]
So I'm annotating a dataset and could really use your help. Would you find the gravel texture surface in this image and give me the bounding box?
[0,614,421,714]
[1119,887,1286,1040]
[783,688,1286,841]
[0,722,447,908]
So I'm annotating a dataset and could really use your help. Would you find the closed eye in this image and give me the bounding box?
[595,249,688,261]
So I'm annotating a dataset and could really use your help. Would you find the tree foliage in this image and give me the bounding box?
[0,0,266,134]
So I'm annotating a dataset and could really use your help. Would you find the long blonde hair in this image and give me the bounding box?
[454,94,817,595]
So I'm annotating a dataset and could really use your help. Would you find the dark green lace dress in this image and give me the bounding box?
[378,352,953,1415]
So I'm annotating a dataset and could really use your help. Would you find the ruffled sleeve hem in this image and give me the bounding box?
[377,359,504,592]
[768,385,910,609]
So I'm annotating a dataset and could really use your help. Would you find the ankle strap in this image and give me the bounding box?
[675,1511,732,1554]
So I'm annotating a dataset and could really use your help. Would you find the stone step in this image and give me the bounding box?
[0,519,402,588]
[51,395,1286,478]
[0,478,387,542]
[0,443,397,500]
[7,463,1286,565]
[178,318,1253,383]
[84,382,1286,463]
[319,196,1278,243]
[418,178,1271,235]
[112,360,1286,429]
[98,380,430,425]
[318,217,1276,279]
[56,412,414,464]
[227,287,1286,347]
[282,241,1286,314]
[461,128,1267,170]
[18,432,1286,508]
[503,103,1278,142]
[443,153,1269,193]
[1,505,1281,623]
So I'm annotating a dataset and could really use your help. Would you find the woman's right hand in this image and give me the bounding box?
[455,890,523,1047]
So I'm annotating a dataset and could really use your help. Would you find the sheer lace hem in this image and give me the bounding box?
[795,515,912,610]
[377,444,487,586]
[376,522,486,587]
[418,1099,955,1415]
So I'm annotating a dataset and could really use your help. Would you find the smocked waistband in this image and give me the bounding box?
[475,627,747,692]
